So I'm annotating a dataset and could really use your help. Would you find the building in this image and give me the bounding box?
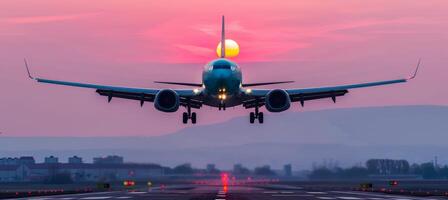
[0,155,166,183]
[44,156,59,164]
[68,156,83,164]
[93,155,124,164]
[0,165,31,182]
[0,163,165,182]
[206,164,219,174]
[206,164,215,172]
[0,156,35,165]
[283,164,292,177]
[0,158,18,165]
[233,164,250,174]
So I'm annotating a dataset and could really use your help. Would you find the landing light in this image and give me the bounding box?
[218,94,227,100]
[193,88,200,94]
[245,88,252,94]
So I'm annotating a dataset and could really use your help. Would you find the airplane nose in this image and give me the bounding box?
[215,70,232,79]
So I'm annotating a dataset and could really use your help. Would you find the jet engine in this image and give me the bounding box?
[154,89,180,112]
[265,89,291,112]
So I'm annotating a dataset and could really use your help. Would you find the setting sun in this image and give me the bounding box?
[216,39,240,58]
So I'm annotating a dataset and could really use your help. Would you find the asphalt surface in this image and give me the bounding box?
[9,184,448,200]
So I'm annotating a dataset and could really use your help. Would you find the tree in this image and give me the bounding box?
[420,162,437,179]
[438,166,448,179]
[254,165,276,176]
[308,167,336,179]
[341,166,369,179]
[366,159,410,175]
[172,163,194,174]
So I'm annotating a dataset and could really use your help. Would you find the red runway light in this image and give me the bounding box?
[389,180,399,186]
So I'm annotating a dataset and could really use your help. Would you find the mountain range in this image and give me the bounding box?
[1,105,447,170]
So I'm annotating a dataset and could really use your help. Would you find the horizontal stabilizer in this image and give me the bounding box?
[242,81,294,87]
[154,81,202,87]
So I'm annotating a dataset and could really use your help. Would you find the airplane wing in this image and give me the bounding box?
[243,60,420,108]
[24,60,202,108]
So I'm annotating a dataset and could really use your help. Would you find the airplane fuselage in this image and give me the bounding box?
[202,58,242,107]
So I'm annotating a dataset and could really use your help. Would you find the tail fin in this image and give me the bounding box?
[220,15,226,58]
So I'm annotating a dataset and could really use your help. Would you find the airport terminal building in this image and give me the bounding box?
[0,156,165,182]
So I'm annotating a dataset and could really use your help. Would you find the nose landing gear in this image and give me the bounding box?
[218,102,226,111]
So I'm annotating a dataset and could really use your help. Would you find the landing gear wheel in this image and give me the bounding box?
[218,103,226,111]
[182,112,188,124]
[250,112,255,124]
[258,112,264,124]
[191,112,197,124]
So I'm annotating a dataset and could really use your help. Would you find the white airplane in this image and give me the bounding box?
[24,16,420,124]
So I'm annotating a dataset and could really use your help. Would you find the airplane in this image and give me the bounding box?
[24,16,420,124]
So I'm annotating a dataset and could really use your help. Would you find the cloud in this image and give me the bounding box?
[194,21,253,36]
[175,44,214,56]
[1,13,100,24]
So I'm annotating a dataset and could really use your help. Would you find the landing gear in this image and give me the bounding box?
[218,103,226,110]
[182,112,188,124]
[258,112,264,123]
[182,111,197,124]
[182,101,197,124]
[191,112,197,124]
[249,105,264,124]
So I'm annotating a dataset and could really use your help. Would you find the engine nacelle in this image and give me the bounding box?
[265,89,291,112]
[154,89,180,112]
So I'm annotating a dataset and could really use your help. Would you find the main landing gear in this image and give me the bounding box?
[182,104,196,124]
[249,105,264,124]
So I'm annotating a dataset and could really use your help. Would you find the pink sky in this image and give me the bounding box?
[0,0,447,136]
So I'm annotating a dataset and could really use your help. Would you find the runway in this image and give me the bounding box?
[12,184,447,200]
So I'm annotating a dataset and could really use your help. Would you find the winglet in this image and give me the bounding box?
[407,58,421,80]
[220,15,226,58]
[23,58,35,80]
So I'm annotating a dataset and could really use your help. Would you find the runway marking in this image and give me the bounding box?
[80,197,112,200]
[337,197,361,200]
[272,194,314,197]
[217,190,226,199]
[116,197,132,199]
[308,192,328,194]
[317,197,337,199]
[330,191,425,199]
[263,191,278,194]
[59,198,76,200]
[127,191,147,194]
[280,191,294,194]
[368,198,386,200]
[47,192,118,198]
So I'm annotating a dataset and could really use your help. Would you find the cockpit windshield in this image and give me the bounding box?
[213,60,232,69]
[213,64,231,69]
[206,59,237,71]
[205,59,238,71]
